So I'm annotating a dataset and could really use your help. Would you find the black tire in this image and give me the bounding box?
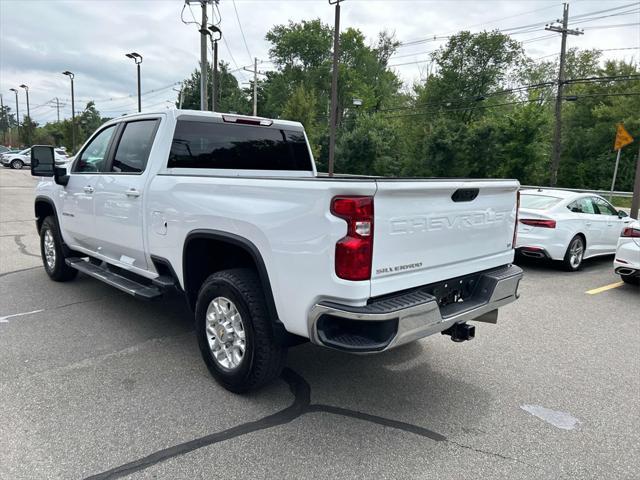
[621,275,639,285]
[11,159,23,169]
[39,216,78,282]
[195,268,286,393]
[562,235,585,272]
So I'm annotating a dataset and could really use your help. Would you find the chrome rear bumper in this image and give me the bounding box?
[308,264,523,353]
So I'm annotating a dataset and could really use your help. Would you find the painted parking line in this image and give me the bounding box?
[585,281,625,295]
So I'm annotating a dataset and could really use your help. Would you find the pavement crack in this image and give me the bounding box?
[83,368,542,479]
[84,368,311,480]
[448,440,548,473]
[13,234,40,258]
[0,266,42,278]
[307,404,446,441]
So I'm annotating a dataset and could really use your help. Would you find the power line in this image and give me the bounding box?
[583,22,640,29]
[378,91,640,120]
[396,3,639,51]
[232,0,253,63]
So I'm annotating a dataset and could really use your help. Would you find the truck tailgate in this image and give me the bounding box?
[370,179,519,297]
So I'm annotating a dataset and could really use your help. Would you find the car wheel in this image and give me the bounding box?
[40,216,78,282]
[195,268,286,393]
[10,159,23,169]
[620,275,639,285]
[563,235,585,271]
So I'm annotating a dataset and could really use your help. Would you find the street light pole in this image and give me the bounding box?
[19,84,30,145]
[125,52,143,112]
[9,88,20,145]
[327,0,343,177]
[62,71,75,153]
[208,26,221,112]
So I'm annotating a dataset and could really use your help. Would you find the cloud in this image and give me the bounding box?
[1,0,637,124]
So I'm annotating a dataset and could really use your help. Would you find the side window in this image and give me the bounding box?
[567,201,582,213]
[592,197,617,216]
[568,198,596,214]
[73,125,116,173]
[111,120,159,173]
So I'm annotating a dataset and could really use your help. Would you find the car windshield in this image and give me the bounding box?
[18,148,30,155]
[520,194,562,210]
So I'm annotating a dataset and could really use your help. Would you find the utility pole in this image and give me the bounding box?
[173,86,184,109]
[55,97,60,122]
[546,3,583,186]
[327,0,343,177]
[200,1,208,110]
[252,57,258,116]
[631,145,640,220]
[243,59,266,116]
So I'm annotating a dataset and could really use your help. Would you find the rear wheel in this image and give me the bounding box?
[563,235,585,271]
[40,216,78,282]
[195,268,286,393]
[10,159,23,169]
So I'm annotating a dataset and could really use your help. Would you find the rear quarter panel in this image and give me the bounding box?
[146,175,376,337]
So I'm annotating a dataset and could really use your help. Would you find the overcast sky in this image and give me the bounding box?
[1,0,638,124]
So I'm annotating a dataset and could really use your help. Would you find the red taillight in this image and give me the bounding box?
[520,218,556,229]
[621,227,640,238]
[331,196,374,281]
[513,191,520,247]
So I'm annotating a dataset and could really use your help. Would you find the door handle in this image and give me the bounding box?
[83,186,94,194]
[585,222,592,226]
[125,188,141,198]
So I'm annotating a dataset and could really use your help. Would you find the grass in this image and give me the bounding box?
[611,196,632,209]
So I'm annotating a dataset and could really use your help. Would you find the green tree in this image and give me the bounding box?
[179,61,251,114]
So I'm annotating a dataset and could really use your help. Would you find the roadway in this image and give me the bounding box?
[1,167,638,479]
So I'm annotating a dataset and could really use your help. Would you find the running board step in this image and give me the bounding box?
[66,258,163,300]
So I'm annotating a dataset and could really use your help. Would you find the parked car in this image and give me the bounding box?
[516,189,633,271]
[0,146,11,154]
[2,147,67,169]
[614,220,640,285]
[30,109,522,392]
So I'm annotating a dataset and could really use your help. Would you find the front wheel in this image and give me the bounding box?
[40,216,78,282]
[195,269,286,393]
[563,235,585,271]
[11,159,23,169]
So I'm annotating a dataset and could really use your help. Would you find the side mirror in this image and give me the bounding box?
[618,210,628,219]
[30,145,55,177]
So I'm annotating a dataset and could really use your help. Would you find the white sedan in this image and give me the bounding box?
[515,189,633,271]
[614,220,640,285]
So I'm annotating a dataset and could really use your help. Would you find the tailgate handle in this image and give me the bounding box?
[451,188,479,202]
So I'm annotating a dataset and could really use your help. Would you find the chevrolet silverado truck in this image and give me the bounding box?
[30,109,523,392]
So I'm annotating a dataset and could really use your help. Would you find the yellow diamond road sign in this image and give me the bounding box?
[614,123,633,151]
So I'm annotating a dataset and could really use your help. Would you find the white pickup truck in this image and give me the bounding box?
[30,109,523,392]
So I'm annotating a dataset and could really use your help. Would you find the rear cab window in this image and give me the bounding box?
[520,194,561,210]
[167,119,313,172]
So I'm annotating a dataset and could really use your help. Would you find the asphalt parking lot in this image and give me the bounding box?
[1,166,638,480]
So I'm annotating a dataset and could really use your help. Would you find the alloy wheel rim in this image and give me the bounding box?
[205,297,246,370]
[43,229,56,271]
[569,239,583,268]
